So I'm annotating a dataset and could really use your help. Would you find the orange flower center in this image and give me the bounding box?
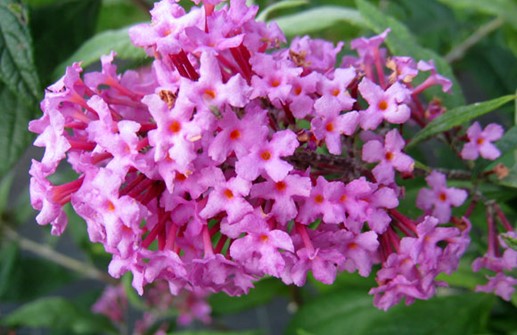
[439,192,447,202]
[223,188,234,199]
[378,100,388,111]
[325,122,335,132]
[385,152,394,161]
[106,200,116,212]
[275,181,287,191]
[314,194,324,204]
[168,120,181,134]
[203,88,216,100]
[260,150,272,161]
[229,129,241,140]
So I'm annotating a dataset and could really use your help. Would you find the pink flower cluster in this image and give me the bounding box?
[29,0,512,311]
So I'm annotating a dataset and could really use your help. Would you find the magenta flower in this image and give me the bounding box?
[208,105,268,163]
[314,67,356,114]
[358,78,411,130]
[339,230,379,277]
[29,0,495,313]
[412,60,452,94]
[297,176,345,225]
[230,224,294,278]
[184,51,251,110]
[362,128,414,184]
[311,110,359,155]
[416,171,468,224]
[476,273,517,301]
[289,247,346,286]
[250,174,311,225]
[199,168,253,223]
[235,129,298,182]
[288,36,343,73]
[461,122,504,160]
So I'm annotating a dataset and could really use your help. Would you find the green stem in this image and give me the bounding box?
[3,225,117,285]
[445,17,504,64]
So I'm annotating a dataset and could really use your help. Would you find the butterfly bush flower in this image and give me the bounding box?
[416,171,468,224]
[461,121,504,160]
[28,0,512,318]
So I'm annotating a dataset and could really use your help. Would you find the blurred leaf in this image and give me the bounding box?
[0,171,14,213]
[23,0,64,6]
[272,6,367,37]
[501,233,517,251]
[363,293,494,335]
[30,0,101,86]
[462,38,517,101]
[503,25,517,58]
[495,126,517,154]
[52,26,148,81]
[257,0,308,21]
[309,270,376,294]
[356,0,465,108]
[122,272,147,310]
[436,258,485,290]
[2,296,117,334]
[437,0,517,29]
[0,0,40,179]
[286,289,382,335]
[287,288,494,335]
[408,94,515,148]
[497,164,517,188]
[0,242,18,297]
[210,277,289,315]
[384,0,460,55]
[0,248,76,302]
[96,0,149,32]
[172,332,261,335]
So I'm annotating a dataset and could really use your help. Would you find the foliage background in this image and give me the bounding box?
[0,0,516,334]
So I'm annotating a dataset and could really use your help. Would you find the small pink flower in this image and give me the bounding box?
[461,122,503,160]
[235,129,298,182]
[362,129,414,184]
[358,78,411,130]
[416,171,467,224]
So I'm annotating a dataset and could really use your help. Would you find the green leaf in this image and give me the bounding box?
[356,0,465,108]
[436,258,486,290]
[495,125,517,154]
[407,94,516,148]
[0,242,18,298]
[437,0,517,29]
[95,0,149,32]
[209,277,289,315]
[172,332,261,335]
[363,293,494,335]
[0,0,41,179]
[30,0,101,85]
[0,170,14,213]
[0,253,76,302]
[287,289,494,335]
[257,0,308,21]
[286,289,383,335]
[52,25,148,81]
[272,6,367,37]
[501,232,517,251]
[2,296,116,334]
